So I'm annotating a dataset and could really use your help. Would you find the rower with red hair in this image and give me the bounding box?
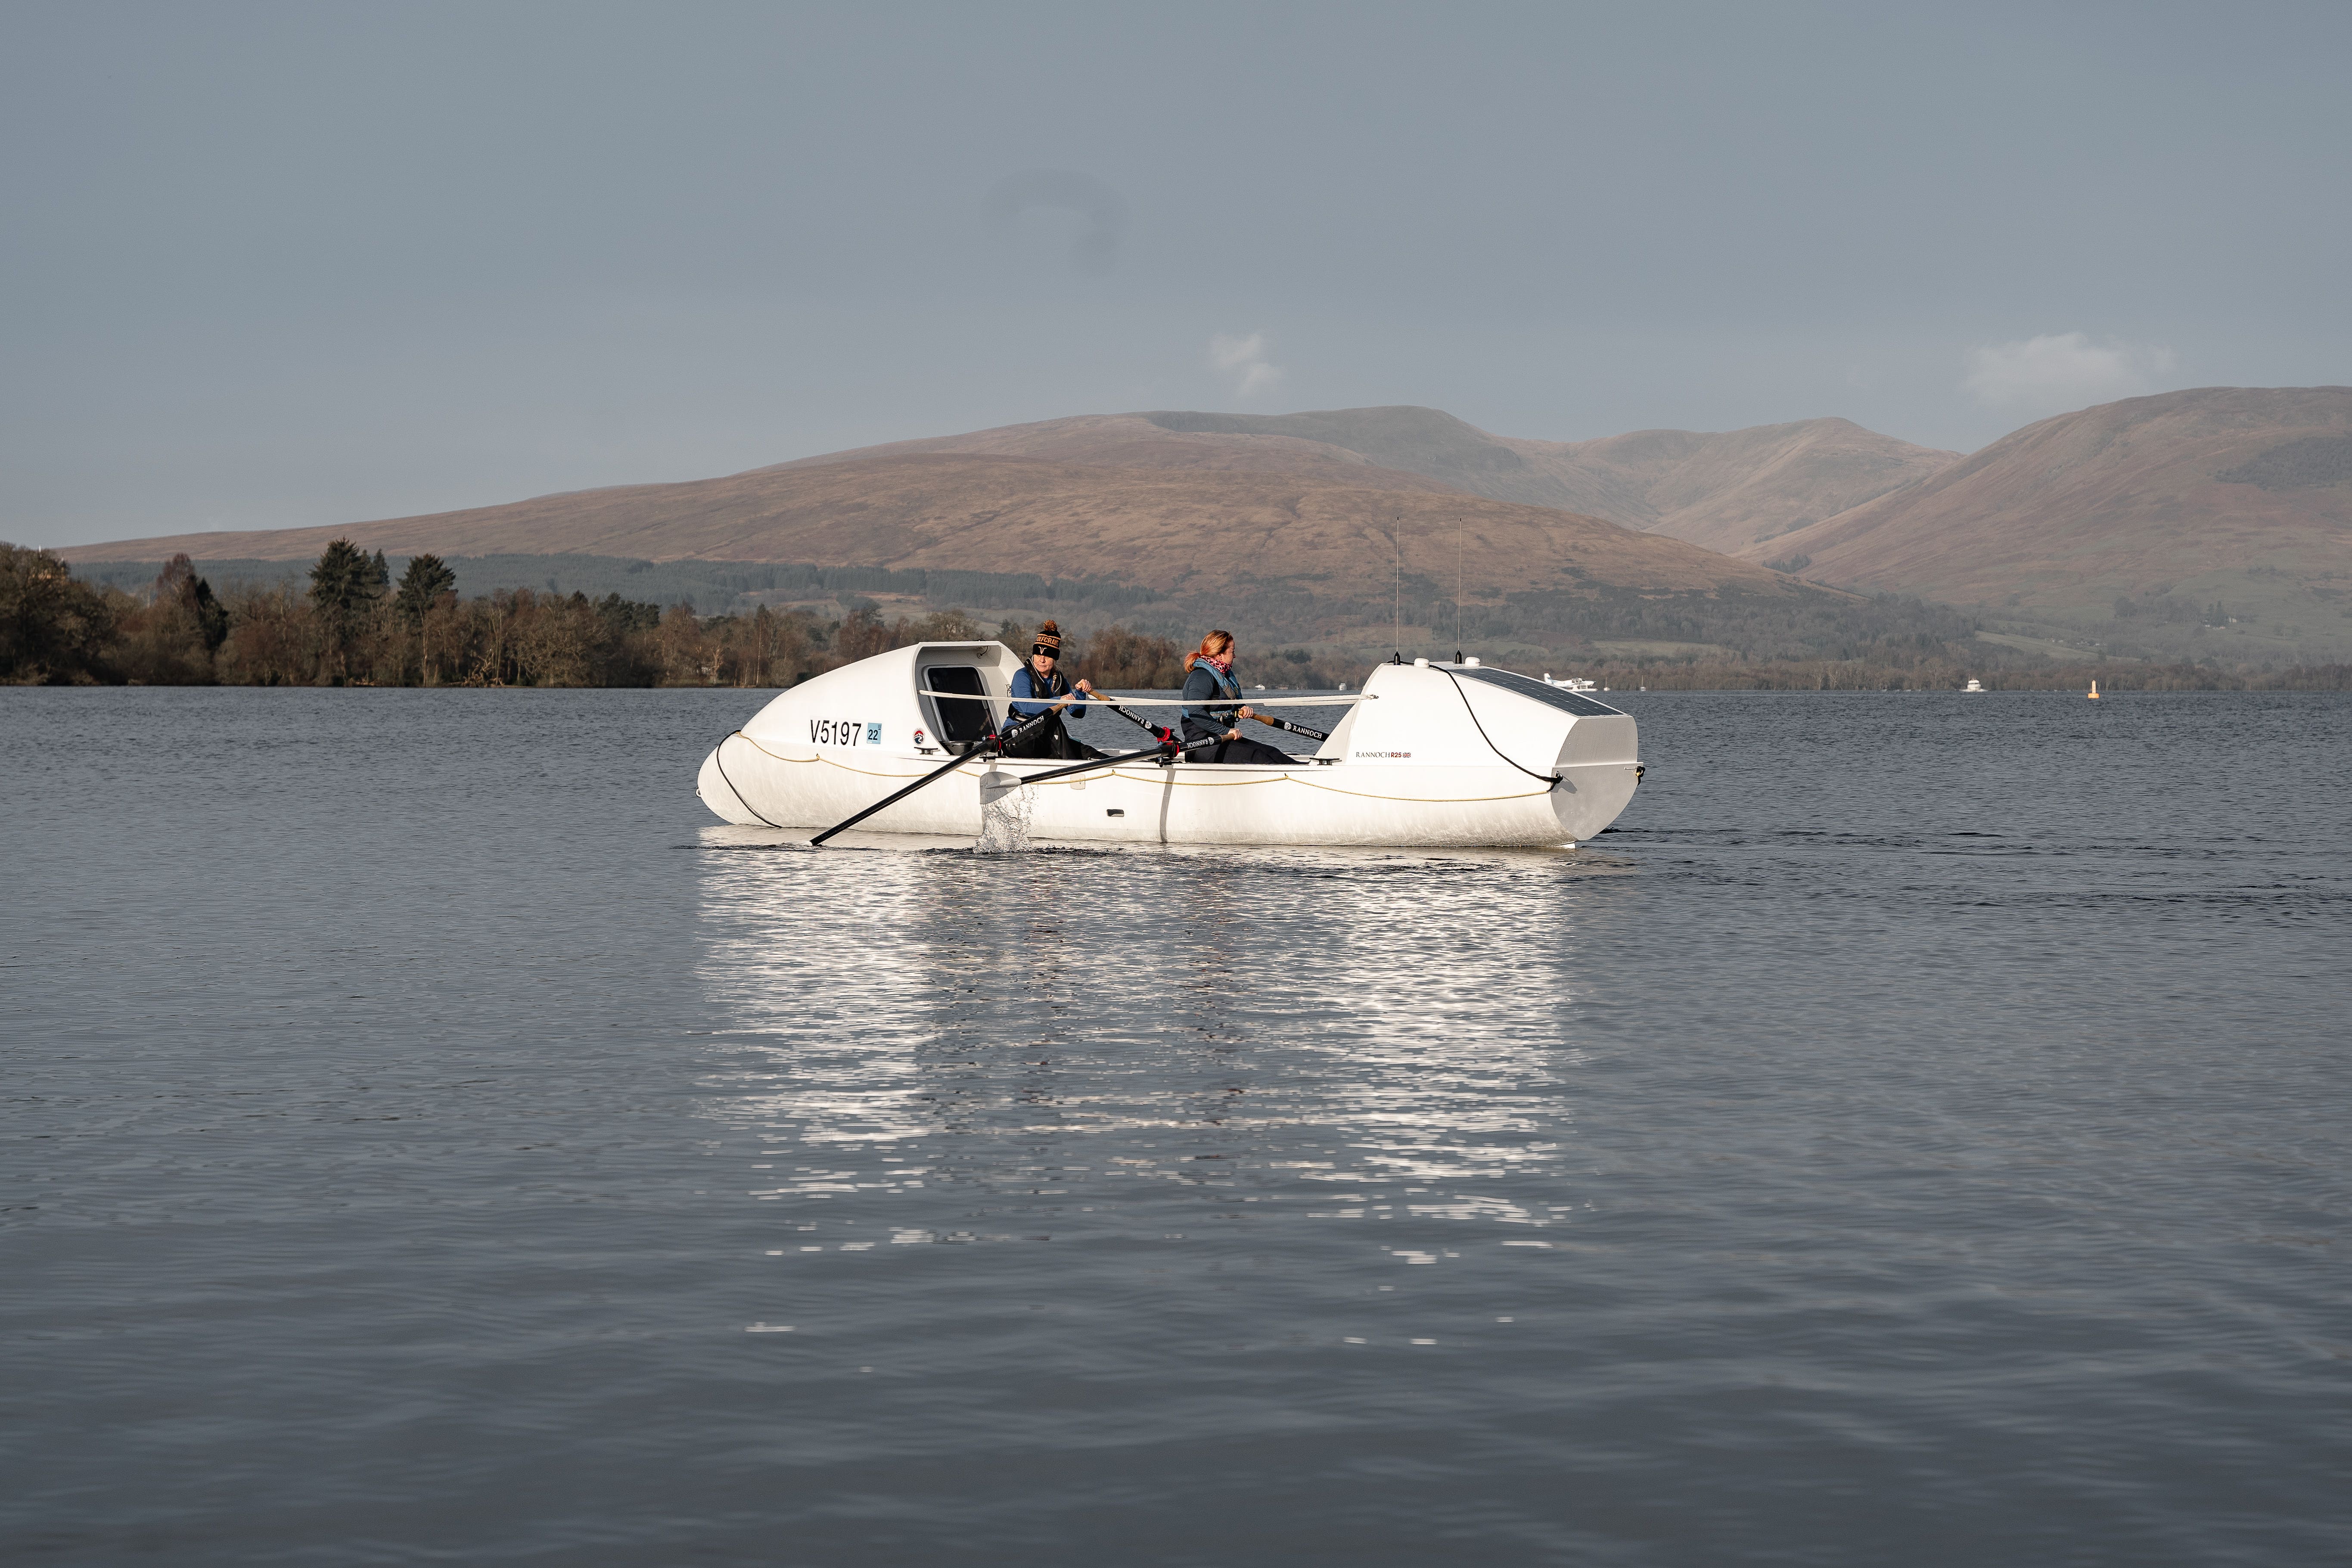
[1178,630,1296,766]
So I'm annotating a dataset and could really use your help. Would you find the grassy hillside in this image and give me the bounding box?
[775,404,1960,554]
[1745,387,2352,662]
[64,392,2352,680]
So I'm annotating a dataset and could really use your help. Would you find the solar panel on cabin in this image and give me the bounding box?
[1449,666,1625,717]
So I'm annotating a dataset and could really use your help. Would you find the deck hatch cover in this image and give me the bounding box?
[1449,666,1625,717]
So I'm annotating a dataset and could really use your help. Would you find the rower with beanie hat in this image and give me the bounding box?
[999,621,1107,761]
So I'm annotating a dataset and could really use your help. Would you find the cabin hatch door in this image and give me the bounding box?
[919,664,994,753]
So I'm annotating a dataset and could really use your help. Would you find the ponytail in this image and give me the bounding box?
[1184,629,1234,672]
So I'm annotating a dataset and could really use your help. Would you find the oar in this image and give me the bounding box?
[1250,712,1330,742]
[1091,695,1258,761]
[982,696,1234,801]
[919,689,1365,708]
[1100,691,1324,753]
[809,708,1056,847]
[1093,695,1184,748]
[982,738,1192,796]
[809,748,982,847]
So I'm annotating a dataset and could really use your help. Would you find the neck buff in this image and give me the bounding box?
[1199,653,1233,676]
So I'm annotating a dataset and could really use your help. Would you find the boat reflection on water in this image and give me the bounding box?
[691,827,1636,1233]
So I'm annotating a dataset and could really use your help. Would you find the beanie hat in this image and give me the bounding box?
[1032,620,1063,657]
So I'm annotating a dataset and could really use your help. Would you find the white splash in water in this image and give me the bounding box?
[976,780,1033,854]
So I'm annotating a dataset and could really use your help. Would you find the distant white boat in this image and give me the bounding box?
[1541,673,1600,692]
[696,645,1643,848]
[1964,678,1984,693]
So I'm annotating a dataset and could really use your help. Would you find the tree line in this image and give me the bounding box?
[16,536,2341,692]
[1,539,1211,689]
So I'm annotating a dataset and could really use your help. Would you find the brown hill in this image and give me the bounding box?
[758,405,1959,553]
[61,450,1808,609]
[1507,419,1962,554]
[764,411,1464,495]
[1738,388,2352,630]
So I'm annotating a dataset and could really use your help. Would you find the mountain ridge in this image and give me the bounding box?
[749,404,1961,553]
[53,391,2352,664]
[57,403,1960,580]
[1741,387,2352,640]
[59,450,1816,614]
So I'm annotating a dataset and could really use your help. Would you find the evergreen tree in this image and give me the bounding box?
[394,553,457,625]
[156,554,230,652]
[309,538,385,683]
[394,553,458,684]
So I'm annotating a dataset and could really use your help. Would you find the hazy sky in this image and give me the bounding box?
[8,1,2350,547]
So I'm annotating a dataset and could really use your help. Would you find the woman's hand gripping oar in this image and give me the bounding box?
[809,706,1059,847]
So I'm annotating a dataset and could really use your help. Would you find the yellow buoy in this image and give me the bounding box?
[2088,679,2101,700]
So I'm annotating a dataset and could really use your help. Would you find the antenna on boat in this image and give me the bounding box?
[1392,522,1403,664]
[1456,525,1463,661]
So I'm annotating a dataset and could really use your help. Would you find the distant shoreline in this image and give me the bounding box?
[13,673,2349,695]
[14,541,2346,693]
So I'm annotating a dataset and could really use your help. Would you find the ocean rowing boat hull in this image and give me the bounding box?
[693,642,1641,848]
[699,746,1635,848]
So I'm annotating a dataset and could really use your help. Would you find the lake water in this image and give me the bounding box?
[4,686,2347,1566]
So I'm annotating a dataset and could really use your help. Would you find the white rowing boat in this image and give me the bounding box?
[695,642,1642,848]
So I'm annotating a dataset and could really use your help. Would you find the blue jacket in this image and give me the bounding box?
[1009,662,1085,720]
[1180,660,1242,740]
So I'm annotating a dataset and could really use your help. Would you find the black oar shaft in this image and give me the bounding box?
[1094,698,1165,737]
[809,748,979,846]
[991,740,1186,790]
[810,709,1055,846]
[1103,693,1317,743]
[1106,692,1324,753]
[1096,697,1205,751]
[1095,698,1236,759]
[1252,712,1330,742]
